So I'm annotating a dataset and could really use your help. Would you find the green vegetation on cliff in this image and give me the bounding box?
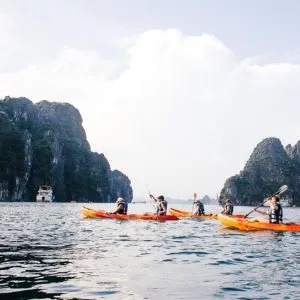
[220,137,300,206]
[0,97,133,202]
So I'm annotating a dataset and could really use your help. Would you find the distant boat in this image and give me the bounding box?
[131,201,146,204]
[280,198,294,207]
[36,185,53,202]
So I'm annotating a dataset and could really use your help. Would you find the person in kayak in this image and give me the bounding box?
[111,197,127,215]
[193,199,205,216]
[254,195,283,223]
[222,199,234,215]
[150,194,168,215]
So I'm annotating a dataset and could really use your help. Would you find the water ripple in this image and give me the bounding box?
[0,203,299,299]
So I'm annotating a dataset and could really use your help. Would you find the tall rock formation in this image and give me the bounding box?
[220,137,299,206]
[109,170,133,203]
[0,96,133,202]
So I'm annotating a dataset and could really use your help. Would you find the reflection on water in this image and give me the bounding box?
[0,203,299,299]
[0,244,73,294]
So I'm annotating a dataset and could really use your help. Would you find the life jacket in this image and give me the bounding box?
[156,200,168,215]
[224,203,234,215]
[269,203,282,223]
[117,202,126,215]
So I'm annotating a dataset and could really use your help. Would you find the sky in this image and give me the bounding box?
[1,0,300,200]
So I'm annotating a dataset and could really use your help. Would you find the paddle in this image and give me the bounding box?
[191,192,197,215]
[244,185,288,219]
[149,193,161,220]
[149,192,159,214]
[211,195,224,217]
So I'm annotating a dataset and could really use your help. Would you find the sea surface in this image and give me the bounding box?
[0,202,299,300]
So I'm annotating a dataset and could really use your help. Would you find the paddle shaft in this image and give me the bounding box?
[244,185,288,218]
[244,198,270,218]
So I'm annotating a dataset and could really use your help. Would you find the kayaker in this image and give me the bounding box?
[150,194,168,215]
[254,195,282,223]
[111,197,127,215]
[222,199,234,215]
[193,199,205,216]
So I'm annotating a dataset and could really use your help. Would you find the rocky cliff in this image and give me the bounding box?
[0,96,133,202]
[220,137,299,206]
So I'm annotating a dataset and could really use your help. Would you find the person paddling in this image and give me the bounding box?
[222,199,234,216]
[150,194,168,216]
[254,195,282,224]
[111,197,127,215]
[193,198,205,216]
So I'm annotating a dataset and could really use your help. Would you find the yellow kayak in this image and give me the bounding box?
[217,213,300,232]
[169,208,217,219]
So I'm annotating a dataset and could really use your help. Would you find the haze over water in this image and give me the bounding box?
[0,202,299,299]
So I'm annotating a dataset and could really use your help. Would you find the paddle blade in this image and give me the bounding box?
[191,193,197,214]
[278,185,288,195]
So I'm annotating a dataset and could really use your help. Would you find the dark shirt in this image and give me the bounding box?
[112,203,126,214]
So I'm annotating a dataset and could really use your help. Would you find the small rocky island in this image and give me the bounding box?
[0,96,133,202]
[219,137,300,206]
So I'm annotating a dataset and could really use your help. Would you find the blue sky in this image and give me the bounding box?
[2,0,300,58]
[1,1,300,199]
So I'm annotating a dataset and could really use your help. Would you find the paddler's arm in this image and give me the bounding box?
[254,208,268,215]
[149,194,158,202]
[112,203,124,214]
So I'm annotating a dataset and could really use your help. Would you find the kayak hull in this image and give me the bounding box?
[169,208,217,219]
[81,206,179,221]
[217,213,300,232]
[169,208,244,219]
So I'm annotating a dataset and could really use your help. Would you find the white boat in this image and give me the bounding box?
[280,198,293,207]
[36,185,53,202]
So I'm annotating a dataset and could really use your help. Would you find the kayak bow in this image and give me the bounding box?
[169,208,244,219]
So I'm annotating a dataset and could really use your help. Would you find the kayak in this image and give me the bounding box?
[169,208,217,219]
[169,208,245,219]
[217,213,300,232]
[81,206,179,221]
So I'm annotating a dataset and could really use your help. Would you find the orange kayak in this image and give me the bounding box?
[81,206,179,221]
[217,213,300,232]
[169,208,244,219]
[169,208,217,219]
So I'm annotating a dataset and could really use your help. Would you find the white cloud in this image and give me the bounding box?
[1,28,300,199]
[0,13,18,48]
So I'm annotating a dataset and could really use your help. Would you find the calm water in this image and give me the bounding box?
[0,202,299,300]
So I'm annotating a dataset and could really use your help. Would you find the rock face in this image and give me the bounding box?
[0,97,133,202]
[201,195,217,205]
[220,137,300,206]
[109,170,133,203]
